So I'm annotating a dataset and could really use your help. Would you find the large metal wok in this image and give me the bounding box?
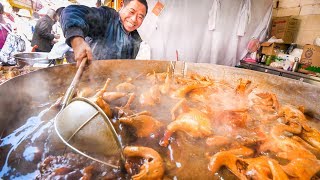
[0,60,320,178]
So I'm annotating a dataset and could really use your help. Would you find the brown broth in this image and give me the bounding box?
[1,73,320,179]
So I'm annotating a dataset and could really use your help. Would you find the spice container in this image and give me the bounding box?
[292,57,299,72]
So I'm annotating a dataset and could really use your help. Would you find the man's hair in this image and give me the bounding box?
[0,3,4,14]
[124,0,148,14]
[56,7,65,17]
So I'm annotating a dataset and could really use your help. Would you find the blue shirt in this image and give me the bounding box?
[61,5,142,60]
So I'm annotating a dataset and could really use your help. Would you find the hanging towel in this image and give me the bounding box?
[208,0,221,31]
[237,0,251,36]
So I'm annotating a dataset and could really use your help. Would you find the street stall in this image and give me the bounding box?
[1,0,320,179]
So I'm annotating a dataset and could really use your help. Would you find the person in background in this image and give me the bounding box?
[48,7,75,63]
[15,9,33,42]
[52,7,65,42]
[60,0,148,66]
[0,2,12,50]
[96,0,102,7]
[31,8,60,52]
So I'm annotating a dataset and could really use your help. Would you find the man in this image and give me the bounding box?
[60,0,148,66]
[96,0,102,7]
[31,9,60,52]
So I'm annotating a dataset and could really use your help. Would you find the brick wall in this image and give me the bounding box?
[272,0,320,46]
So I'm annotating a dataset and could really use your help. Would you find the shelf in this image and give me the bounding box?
[239,61,320,86]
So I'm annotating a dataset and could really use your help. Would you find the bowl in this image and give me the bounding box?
[14,52,53,67]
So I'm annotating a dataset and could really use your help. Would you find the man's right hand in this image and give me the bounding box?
[54,34,60,39]
[70,37,93,67]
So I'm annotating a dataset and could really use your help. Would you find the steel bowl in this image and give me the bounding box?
[14,52,53,67]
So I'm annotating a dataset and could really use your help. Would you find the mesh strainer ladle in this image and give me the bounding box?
[54,59,124,169]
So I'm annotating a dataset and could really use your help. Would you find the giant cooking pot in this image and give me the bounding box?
[0,60,320,178]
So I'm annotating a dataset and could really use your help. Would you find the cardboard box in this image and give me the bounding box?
[261,42,291,55]
[271,16,298,43]
[300,44,320,68]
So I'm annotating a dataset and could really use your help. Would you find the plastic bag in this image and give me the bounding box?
[0,25,26,65]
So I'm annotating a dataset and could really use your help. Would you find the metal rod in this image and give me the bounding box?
[66,111,99,142]
[170,61,176,78]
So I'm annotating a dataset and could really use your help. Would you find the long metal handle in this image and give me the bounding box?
[61,58,88,109]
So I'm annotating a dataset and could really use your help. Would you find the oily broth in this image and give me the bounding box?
[1,71,320,179]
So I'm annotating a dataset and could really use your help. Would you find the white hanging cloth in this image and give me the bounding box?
[236,0,252,37]
[138,0,273,66]
[208,0,221,31]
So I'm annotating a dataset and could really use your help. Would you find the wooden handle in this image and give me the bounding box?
[71,58,87,87]
[61,58,88,109]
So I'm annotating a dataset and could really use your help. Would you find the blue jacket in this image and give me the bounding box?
[60,5,142,60]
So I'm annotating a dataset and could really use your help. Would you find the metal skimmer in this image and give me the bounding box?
[54,59,124,169]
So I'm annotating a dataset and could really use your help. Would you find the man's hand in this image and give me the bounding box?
[54,34,60,39]
[52,38,59,45]
[70,37,93,67]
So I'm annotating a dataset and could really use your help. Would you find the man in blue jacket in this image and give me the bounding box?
[60,0,148,66]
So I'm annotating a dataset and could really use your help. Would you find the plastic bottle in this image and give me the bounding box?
[266,55,272,66]
[261,55,267,64]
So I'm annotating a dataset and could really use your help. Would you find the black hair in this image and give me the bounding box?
[56,7,65,17]
[96,0,102,7]
[0,3,4,14]
[124,0,148,14]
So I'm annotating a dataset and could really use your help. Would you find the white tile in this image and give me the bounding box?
[279,0,301,8]
[300,4,320,15]
[278,7,301,16]
[300,0,320,6]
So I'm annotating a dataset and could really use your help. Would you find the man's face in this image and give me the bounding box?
[119,0,146,33]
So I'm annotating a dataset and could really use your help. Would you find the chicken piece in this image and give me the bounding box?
[160,99,212,147]
[190,73,213,82]
[96,79,111,95]
[4,69,19,79]
[214,109,249,129]
[278,104,307,122]
[171,81,211,99]
[139,85,161,106]
[124,146,164,180]
[95,97,112,118]
[116,82,136,93]
[259,122,316,160]
[206,136,232,147]
[116,93,136,118]
[82,165,94,180]
[281,158,320,180]
[300,126,320,151]
[159,72,172,95]
[291,136,320,155]
[102,92,127,103]
[227,146,254,158]
[90,79,113,118]
[235,78,252,96]
[77,87,95,98]
[208,151,247,180]
[208,149,288,180]
[250,94,279,123]
[243,156,288,180]
[268,160,289,180]
[272,121,303,136]
[120,113,163,138]
[256,93,279,107]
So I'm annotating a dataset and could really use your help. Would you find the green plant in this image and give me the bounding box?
[305,66,320,73]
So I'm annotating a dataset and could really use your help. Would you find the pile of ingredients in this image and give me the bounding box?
[0,66,40,84]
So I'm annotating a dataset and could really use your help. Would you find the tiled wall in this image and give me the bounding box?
[272,0,320,46]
